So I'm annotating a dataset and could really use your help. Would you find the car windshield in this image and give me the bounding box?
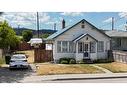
[12,55,26,59]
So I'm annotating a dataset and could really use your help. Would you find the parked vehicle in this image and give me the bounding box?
[9,54,29,69]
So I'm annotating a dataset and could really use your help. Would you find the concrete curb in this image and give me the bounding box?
[41,73,127,81]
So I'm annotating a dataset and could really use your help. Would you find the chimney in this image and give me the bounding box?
[62,19,65,29]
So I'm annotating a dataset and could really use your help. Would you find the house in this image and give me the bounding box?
[46,19,111,62]
[105,30,127,51]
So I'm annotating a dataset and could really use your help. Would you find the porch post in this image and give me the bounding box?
[96,42,98,59]
[75,42,78,60]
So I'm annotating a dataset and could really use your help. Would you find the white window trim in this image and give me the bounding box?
[97,41,104,52]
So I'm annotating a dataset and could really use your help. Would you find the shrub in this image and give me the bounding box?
[93,59,113,63]
[69,58,76,64]
[59,57,76,64]
[5,55,11,64]
[78,59,85,64]
[60,60,68,64]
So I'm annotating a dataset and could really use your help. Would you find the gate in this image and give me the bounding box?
[34,48,53,63]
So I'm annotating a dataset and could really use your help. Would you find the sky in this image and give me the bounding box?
[0,12,127,31]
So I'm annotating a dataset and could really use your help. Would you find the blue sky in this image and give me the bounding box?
[0,12,127,31]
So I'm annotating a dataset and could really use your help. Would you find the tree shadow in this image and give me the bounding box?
[0,65,34,83]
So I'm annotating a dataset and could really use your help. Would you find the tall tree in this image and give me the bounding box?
[22,30,33,42]
[0,21,20,50]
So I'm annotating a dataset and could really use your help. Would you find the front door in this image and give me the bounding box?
[83,43,89,59]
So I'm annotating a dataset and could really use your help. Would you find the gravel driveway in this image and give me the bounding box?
[0,64,36,83]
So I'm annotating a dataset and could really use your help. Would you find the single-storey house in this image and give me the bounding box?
[46,19,111,62]
[105,30,127,51]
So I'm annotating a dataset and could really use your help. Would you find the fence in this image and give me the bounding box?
[111,50,127,63]
[0,49,3,58]
[34,48,53,63]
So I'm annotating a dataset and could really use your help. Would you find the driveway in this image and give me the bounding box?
[0,64,36,83]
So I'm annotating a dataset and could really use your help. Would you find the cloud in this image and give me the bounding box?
[103,17,113,23]
[60,12,83,16]
[1,12,50,28]
[118,12,127,18]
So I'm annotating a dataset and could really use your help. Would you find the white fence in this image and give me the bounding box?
[112,50,127,63]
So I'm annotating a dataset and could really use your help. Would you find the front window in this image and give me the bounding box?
[62,41,68,52]
[57,41,75,53]
[57,41,61,52]
[69,42,74,53]
[78,42,84,53]
[90,42,96,53]
[97,41,104,52]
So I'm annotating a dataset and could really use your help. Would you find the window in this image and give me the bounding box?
[69,42,74,53]
[57,41,75,53]
[116,38,121,47]
[97,41,104,52]
[57,41,61,52]
[78,42,84,53]
[90,42,96,53]
[81,21,85,28]
[62,41,68,52]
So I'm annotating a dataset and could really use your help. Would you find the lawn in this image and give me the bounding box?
[16,50,34,63]
[36,63,104,75]
[97,62,127,73]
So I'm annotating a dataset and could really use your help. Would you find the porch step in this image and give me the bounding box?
[83,59,93,64]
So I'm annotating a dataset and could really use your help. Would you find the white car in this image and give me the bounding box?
[9,54,29,69]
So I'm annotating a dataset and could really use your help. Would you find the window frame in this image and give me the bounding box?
[97,41,104,52]
[90,41,96,53]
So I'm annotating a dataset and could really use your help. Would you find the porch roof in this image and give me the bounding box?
[72,33,98,42]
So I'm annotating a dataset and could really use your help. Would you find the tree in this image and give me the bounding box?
[22,30,33,42]
[0,21,21,51]
[41,33,50,38]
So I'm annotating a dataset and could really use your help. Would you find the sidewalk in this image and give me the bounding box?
[40,73,127,81]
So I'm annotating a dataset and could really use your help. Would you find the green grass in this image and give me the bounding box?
[97,62,127,73]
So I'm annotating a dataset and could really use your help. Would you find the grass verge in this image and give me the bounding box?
[37,63,104,75]
[97,62,127,73]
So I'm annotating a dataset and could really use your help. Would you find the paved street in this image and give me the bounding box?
[1,64,127,83]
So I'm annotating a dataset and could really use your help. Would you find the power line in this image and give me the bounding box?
[99,15,127,29]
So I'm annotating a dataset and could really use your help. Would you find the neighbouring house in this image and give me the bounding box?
[46,19,111,62]
[28,38,43,47]
[105,30,127,51]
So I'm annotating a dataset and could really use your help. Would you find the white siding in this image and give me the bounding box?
[53,21,110,61]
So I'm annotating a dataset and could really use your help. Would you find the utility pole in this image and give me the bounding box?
[125,21,127,31]
[18,24,20,35]
[37,12,39,38]
[111,17,114,30]
[54,23,56,31]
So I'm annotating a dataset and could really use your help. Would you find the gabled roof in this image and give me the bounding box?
[46,19,110,40]
[73,33,98,42]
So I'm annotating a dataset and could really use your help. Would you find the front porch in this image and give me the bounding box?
[73,34,99,61]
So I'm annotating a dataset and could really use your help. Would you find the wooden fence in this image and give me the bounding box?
[34,48,53,63]
[110,50,127,63]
